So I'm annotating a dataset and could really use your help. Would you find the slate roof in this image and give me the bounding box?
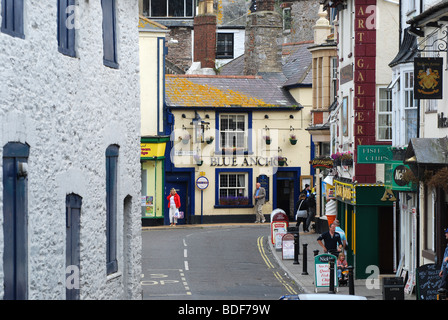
[165,74,298,108]
[389,28,417,67]
[219,41,313,88]
[405,137,448,165]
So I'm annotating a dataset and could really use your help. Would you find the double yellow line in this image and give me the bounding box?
[257,236,297,295]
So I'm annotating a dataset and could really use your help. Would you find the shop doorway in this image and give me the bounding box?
[165,181,188,225]
[275,171,297,221]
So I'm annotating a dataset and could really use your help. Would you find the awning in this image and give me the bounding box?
[404,137,448,166]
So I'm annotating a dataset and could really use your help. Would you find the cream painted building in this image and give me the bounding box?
[138,16,170,226]
[164,74,313,223]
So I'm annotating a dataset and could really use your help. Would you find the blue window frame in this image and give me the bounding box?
[215,111,253,155]
[1,0,25,39]
[57,0,76,57]
[66,193,82,300]
[214,168,253,208]
[101,0,119,69]
[3,142,29,300]
[106,145,119,275]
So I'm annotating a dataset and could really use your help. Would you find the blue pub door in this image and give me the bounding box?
[3,142,30,300]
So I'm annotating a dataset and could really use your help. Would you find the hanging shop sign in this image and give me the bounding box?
[310,157,334,169]
[384,162,417,192]
[357,145,393,164]
[414,57,443,100]
[334,180,354,204]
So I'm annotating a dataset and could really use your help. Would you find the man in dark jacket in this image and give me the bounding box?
[317,223,343,256]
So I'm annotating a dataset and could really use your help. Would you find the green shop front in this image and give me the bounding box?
[141,136,170,226]
[334,179,395,279]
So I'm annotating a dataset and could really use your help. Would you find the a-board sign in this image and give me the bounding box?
[314,254,338,291]
[416,264,443,300]
[275,231,286,250]
[282,234,295,260]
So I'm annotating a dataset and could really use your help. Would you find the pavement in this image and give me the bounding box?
[142,222,416,300]
[267,227,416,300]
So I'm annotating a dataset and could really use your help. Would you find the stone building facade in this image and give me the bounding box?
[0,0,142,299]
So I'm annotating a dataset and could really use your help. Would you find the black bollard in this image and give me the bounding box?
[293,232,300,265]
[313,249,319,257]
[302,243,308,275]
[348,266,355,295]
[329,260,335,294]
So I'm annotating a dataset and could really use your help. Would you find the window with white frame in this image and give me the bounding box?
[219,173,248,204]
[404,71,418,143]
[219,114,247,151]
[377,88,392,141]
[331,57,338,103]
[283,8,291,31]
[216,33,234,59]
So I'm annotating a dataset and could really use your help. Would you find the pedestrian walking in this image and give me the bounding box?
[439,228,448,290]
[334,219,348,253]
[167,188,181,226]
[317,223,343,256]
[295,193,309,232]
[301,184,311,198]
[254,182,266,223]
[305,192,316,231]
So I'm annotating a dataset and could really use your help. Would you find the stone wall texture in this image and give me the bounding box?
[0,0,142,299]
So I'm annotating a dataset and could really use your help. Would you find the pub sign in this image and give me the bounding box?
[414,57,443,100]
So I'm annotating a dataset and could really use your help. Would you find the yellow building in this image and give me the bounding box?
[139,16,170,225]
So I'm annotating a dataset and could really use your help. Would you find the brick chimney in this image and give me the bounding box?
[193,0,217,70]
[244,0,282,75]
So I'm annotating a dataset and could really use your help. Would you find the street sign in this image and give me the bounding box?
[357,145,393,164]
[196,176,209,190]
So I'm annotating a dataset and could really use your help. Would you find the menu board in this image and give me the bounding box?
[416,264,443,300]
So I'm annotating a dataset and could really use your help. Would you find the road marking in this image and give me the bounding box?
[184,260,189,271]
[257,236,297,295]
[257,236,274,269]
[184,249,188,258]
[274,271,297,295]
[183,239,187,247]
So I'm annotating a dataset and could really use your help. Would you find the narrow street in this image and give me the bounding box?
[141,225,301,300]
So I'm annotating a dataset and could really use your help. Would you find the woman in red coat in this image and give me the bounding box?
[167,188,181,226]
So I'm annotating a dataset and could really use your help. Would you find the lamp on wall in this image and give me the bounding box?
[191,111,210,143]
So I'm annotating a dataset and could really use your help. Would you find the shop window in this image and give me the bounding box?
[1,0,24,39]
[106,144,119,275]
[57,0,76,57]
[101,0,118,69]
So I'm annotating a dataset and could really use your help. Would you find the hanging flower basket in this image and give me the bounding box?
[264,136,271,145]
[277,156,286,166]
[289,134,297,145]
